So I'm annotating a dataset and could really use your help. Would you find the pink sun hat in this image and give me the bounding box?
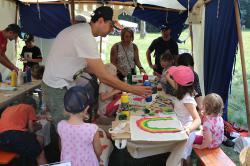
[167,65,194,86]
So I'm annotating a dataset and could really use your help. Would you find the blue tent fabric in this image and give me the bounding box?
[204,0,238,120]
[19,3,71,39]
[132,6,188,41]
[177,0,197,9]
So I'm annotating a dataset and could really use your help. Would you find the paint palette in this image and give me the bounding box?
[146,100,174,115]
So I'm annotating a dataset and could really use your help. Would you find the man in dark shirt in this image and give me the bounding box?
[20,35,42,70]
[146,25,178,74]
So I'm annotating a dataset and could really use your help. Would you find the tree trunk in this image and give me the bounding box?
[140,21,146,39]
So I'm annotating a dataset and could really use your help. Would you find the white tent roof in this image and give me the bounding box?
[119,20,138,28]
[18,0,187,10]
[136,0,186,10]
[19,0,60,2]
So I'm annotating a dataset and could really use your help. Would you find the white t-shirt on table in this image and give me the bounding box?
[43,23,100,88]
[174,93,197,128]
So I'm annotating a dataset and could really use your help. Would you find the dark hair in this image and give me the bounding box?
[25,35,34,43]
[90,6,113,23]
[21,97,37,110]
[5,24,21,34]
[176,84,194,100]
[177,53,194,67]
[121,27,134,41]
[32,65,44,80]
[160,50,174,62]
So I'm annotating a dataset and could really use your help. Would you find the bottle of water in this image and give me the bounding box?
[143,80,152,102]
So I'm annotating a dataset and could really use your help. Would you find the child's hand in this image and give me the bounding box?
[184,127,191,135]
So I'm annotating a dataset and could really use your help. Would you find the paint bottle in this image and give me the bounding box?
[17,71,24,86]
[127,72,132,85]
[23,72,27,83]
[144,80,152,102]
[142,74,148,83]
[11,70,17,87]
[120,92,129,112]
[0,72,2,82]
[26,66,32,82]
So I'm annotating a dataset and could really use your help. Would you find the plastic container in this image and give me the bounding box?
[152,81,158,94]
[17,71,24,86]
[142,74,148,83]
[127,72,132,85]
[11,70,17,87]
[26,67,32,82]
[120,92,129,112]
[143,80,152,102]
[23,72,27,83]
[0,72,2,82]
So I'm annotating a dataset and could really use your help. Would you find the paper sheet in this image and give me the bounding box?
[130,115,187,141]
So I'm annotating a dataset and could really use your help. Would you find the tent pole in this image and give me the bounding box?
[100,37,102,57]
[71,0,75,23]
[15,1,19,63]
[189,25,193,55]
[234,0,250,133]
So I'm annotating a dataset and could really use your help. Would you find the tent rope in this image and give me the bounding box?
[36,0,41,20]
[166,11,168,23]
[217,0,221,19]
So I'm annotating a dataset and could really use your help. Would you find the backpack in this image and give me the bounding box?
[71,69,99,106]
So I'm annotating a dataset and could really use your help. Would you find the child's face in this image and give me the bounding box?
[161,60,171,69]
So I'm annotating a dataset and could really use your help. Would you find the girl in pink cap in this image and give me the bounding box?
[166,65,201,165]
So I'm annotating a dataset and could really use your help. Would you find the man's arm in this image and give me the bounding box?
[146,49,154,69]
[0,53,18,71]
[86,58,151,97]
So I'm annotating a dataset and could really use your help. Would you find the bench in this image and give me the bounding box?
[0,151,17,164]
[193,147,236,166]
